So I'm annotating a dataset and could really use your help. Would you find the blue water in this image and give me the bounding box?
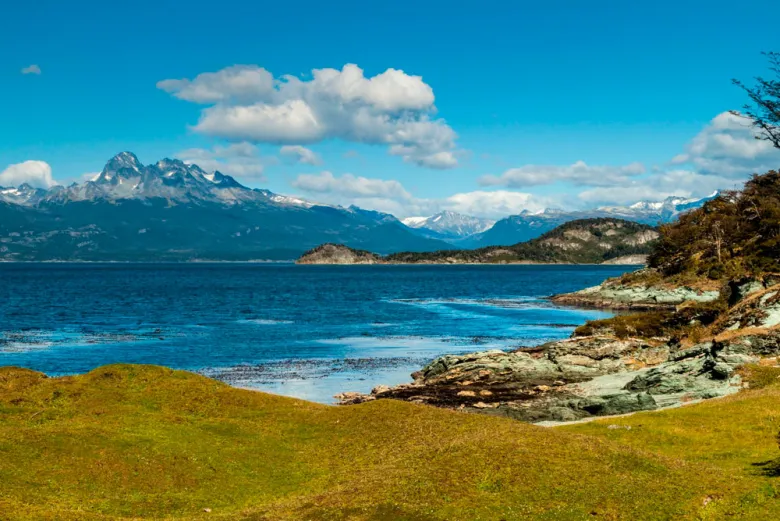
[0,263,636,402]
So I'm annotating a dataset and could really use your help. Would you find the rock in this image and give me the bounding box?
[623,338,759,404]
[551,279,720,310]
[601,254,649,265]
[297,243,383,265]
[573,392,657,417]
[728,277,767,306]
[372,384,391,395]
[335,296,780,423]
[334,392,375,405]
[717,284,780,332]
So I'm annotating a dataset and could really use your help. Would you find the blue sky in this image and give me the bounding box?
[2,0,780,218]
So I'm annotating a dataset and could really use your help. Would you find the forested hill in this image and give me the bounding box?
[297,218,659,265]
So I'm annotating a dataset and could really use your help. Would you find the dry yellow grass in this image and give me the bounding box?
[0,364,779,520]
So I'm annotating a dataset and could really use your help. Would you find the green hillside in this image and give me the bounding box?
[1,364,779,520]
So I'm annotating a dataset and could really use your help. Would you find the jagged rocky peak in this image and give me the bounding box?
[96,151,145,183]
[0,182,48,205]
[210,170,243,188]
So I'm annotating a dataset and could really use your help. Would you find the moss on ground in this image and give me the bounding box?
[1,364,779,520]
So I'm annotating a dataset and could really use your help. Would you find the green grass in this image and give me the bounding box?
[1,364,780,520]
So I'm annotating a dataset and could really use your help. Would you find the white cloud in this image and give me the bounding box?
[442,190,548,218]
[292,171,412,200]
[195,100,324,143]
[291,171,547,218]
[672,111,780,177]
[574,112,780,206]
[21,64,41,75]
[480,160,646,188]
[0,160,55,188]
[578,169,738,206]
[157,65,274,104]
[159,63,459,169]
[177,142,266,179]
[280,145,322,165]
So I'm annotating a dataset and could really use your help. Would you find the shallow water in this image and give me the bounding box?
[0,263,636,402]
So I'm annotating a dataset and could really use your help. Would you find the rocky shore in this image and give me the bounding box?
[337,275,780,424]
[550,273,720,310]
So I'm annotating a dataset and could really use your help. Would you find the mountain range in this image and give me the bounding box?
[429,194,719,248]
[0,152,718,261]
[401,211,495,241]
[0,152,451,261]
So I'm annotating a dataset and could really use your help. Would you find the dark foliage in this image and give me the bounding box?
[732,52,780,149]
[649,171,780,279]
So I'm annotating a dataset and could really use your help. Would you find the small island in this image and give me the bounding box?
[297,217,658,265]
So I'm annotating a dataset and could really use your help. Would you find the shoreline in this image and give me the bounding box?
[0,260,647,266]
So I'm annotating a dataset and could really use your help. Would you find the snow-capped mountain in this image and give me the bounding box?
[402,211,496,240]
[0,183,48,206]
[0,151,724,259]
[597,192,720,224]
[458,193,719,248]
[0,152,451,261]
[25,152,312,208]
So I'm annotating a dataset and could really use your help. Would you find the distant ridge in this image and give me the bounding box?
[454,193,718,248]
[297,218,659,265]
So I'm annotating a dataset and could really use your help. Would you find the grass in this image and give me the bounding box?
[573,300,725,342]
[1,364,780,520]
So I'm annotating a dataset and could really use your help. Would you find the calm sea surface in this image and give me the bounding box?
[0,263,636,403]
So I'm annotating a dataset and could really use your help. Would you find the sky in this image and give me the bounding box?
[2,0,780,219]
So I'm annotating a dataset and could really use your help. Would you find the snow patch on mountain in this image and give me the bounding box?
[401,211,496,239]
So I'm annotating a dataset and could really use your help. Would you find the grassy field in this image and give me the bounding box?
[1,364,779,520]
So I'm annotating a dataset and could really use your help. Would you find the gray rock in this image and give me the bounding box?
[552,280,720,309]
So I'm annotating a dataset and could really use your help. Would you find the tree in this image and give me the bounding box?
[732,52,780,149]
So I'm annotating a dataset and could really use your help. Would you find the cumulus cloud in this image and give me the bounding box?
[442,190,548,218]
[574,112,780,206]
[280,145,322,165]
[157,65,274,104]
[21,64,41,75]
[577,169,738,206]
[158,63,459,169]
[291,171,547,218]
[671,111,780,177]
[480,160,646,188]
[177,142,266,179]
[0,160,55,188]
[292,171,412,200]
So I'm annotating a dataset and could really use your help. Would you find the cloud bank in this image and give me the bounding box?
[159,64,459,169]
[291,171,548,218]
